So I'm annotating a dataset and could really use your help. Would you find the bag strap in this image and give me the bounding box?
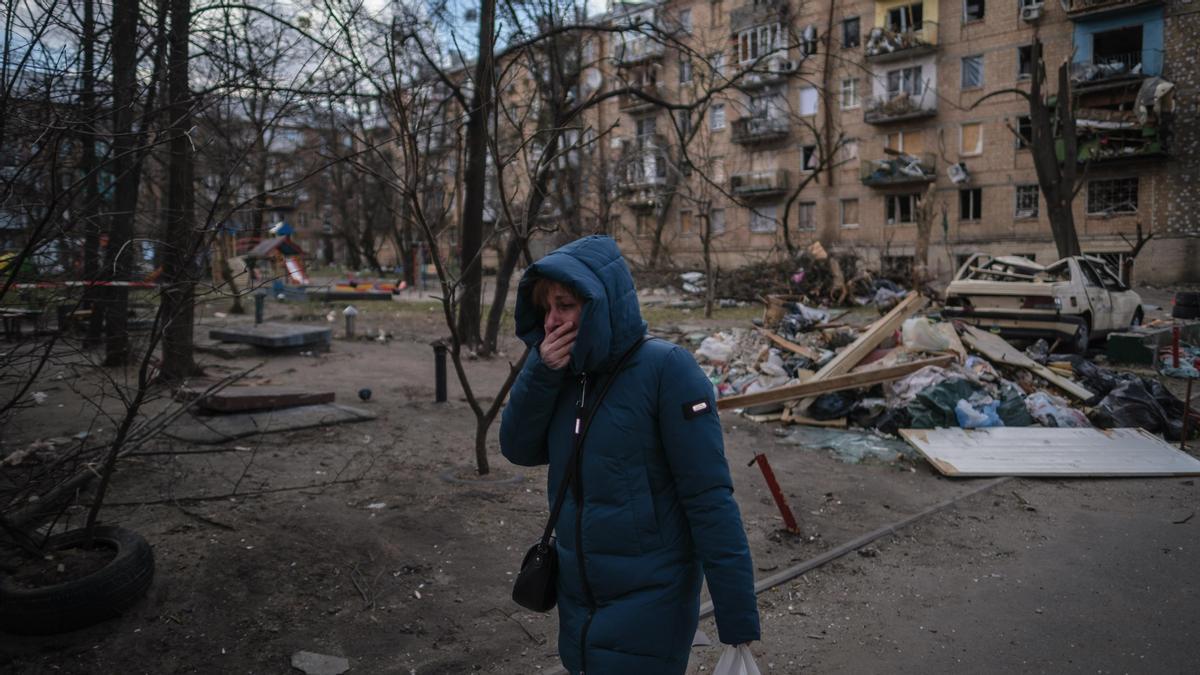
[538,335,653,546]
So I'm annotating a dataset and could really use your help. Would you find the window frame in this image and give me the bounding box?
[840,77,860,110]
[963,0,985,23]
[842,16,861,48]
[959,187,983,221]
[801,144,818,171]
[749,205,778,232]
[737,23,783,64]
[709,103,726,130]
[680,58,693,84]
[1016,115,1033,149]
[1086,177,1139,216]
[885,193,920,224]
[1014,184,1040,219]
[1017,45,1034,80]
[960,122,984,156]
[797,201,817,231]
[840,198,860,228]
[961,54,984,90]
[710,208,726,234]
[798,86,819,116]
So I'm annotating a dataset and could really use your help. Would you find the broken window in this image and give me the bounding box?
[1015,184,1039,219]
[885,193,920,224]
[960,188,983,220]
[738,23,782,64]
[964,0,985,22]
[962,55,983,89]
[680,209,695,234]
[1092,26,1143,75]
[1087,177,1138,215]
[1016,115,1033,149]
[749,205,778,232]
[1018,45,1034,79]
[801,144,818,170]
[798,202,816,230]
[886,4,924,33]
[843,17,861,48]
[886,66,924,98]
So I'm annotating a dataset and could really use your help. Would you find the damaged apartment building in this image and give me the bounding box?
[580,0,1199,283]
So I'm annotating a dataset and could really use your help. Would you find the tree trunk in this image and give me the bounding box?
[456,0,497,350]
[80,0,104,346]
[104,0,140,366]
[481,235,523,356]
[159,0,198,382]
[702,213,714,318]
[1028,40,1082,260]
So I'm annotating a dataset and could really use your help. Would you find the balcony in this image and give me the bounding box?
[860,153,936,187]
[864,24,939,64]
[731,116,790,145]
[611,37,664,66]
[730,0,789,34]
[618,135,669,205]
[1071,52,1153,89]
[1063,110,1169,164]
[1063,0,1162,19]
[738,57,799,90]
[731,169,788,198]
[863,93,937,124]
[618,84,660,113]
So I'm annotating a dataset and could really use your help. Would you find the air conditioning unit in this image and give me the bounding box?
[770,59,797,74]
[947,162,970,185]
[1021,4,1044,22]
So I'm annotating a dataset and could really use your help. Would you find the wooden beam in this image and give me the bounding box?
[717,355,955,410]
[758,329,821,361]
[960,325,1093,400]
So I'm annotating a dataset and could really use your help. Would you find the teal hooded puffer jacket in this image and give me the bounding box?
[500,236,760,674]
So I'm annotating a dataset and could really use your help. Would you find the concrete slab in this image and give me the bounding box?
[163,403,374,444]
[182,386,336,413]
[209,322,332,349]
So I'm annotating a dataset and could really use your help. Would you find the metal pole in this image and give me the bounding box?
[254,290,266,324]
[1172,325,1181,368]
[433,342,447,403]
[748,453,800,534]
[1183,377,1194,452]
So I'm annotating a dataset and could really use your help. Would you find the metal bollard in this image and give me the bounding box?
[254,290,266,324]
[433,342,447,403]
[343,305,358,339]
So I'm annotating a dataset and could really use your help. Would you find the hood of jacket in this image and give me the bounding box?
[515,235,647,373]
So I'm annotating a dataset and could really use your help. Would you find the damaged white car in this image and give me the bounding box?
[943,254,1143,353]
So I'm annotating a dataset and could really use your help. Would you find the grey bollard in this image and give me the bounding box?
[254,290,266,324]
[343,305,358,339]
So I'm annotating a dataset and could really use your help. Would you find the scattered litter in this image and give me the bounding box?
[290,650,350,675]
[365,502,387,510]
[778,427,914,464]
[31,391,47,405]
[1025,392,1091,428]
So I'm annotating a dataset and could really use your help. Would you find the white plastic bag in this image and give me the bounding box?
[901,317,951,352]
[713,644,762,675]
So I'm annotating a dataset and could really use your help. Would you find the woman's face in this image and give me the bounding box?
[544,284,582,336]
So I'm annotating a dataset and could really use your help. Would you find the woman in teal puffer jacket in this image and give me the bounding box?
[500,235,760,674]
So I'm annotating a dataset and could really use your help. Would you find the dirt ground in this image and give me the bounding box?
[2,290,1198,674]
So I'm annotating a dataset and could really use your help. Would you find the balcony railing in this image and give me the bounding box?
[1063,0,1163,18]
[730,0,789,35]
[1071,52,1151,87]
[731,116,790,145]
[864,23,939,63]
[618,84,660,112]
[731,169,788,197]
[738,57,799,90]
[1065,111,1169,163]
[860,153,937,187]
[618,135,669,194]
[863,93,937,124]
[611,37,664,65]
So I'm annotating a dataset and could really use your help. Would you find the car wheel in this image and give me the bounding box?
[1073,320,1091,354]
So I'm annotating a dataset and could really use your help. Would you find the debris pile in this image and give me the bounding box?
[691,289,1200,459]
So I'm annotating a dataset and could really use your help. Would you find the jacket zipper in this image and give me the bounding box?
[573,372,597,674]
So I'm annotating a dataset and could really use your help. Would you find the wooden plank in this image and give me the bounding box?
[186,386,336,413]
[960,325,1093,400]
[163,404,375,445]
[899,427,1200,477]
[809,292,927,383]
[717,355,954,410]
[758,329,821,361]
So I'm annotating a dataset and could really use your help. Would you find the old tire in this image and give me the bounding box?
[0,526,154,635]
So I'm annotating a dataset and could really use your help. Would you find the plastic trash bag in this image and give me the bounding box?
[713,645,762,675]
[809,391,859,420]
[1025,391,1091,428]
[696,335,735,363]
[901,318,951,352]
[955,398,1004,428]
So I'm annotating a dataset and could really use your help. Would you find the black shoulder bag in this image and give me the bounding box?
[512,335,652,612]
